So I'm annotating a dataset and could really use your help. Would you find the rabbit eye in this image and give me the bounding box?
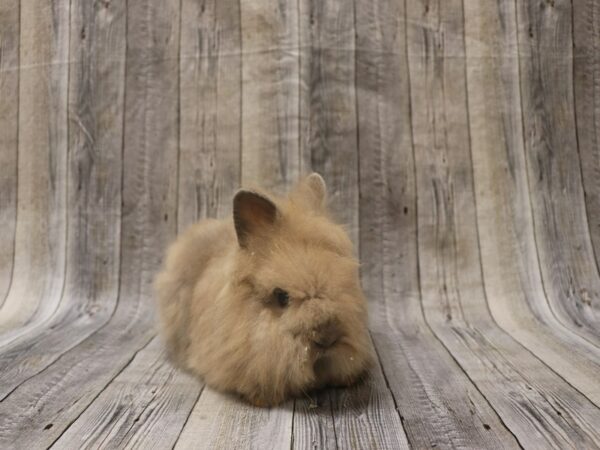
[273,288,290,307]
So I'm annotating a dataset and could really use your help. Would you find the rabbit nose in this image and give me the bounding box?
[312,320,341,349]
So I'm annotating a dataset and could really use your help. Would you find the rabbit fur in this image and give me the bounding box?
[154,173,373,406]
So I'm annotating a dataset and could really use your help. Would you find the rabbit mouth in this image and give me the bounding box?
[311,347,366,387]
[313,354,332,380]
[311,341,350,370]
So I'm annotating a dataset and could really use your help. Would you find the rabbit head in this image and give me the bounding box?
[230,174,374,405]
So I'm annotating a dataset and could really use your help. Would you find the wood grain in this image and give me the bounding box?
[177,2,301,447]
[0,0,19,310]
[176,389,293,450]
[53,337,200,449]
[240,0,302,190]
[0,0,180,446]
[0,0,600,447]
[516,0,600,347]
[330,354,409,449]
[465,0,600,408]
[573,0,600,271]
[0,0,69,339]
[293,391,336,450]
[178,0,242,229]
[300,0,360,245]
[292,3,409,447]
[60,2,248,446]
[357,0,519,447]
[411,1,600,447]
[0,0,126,399]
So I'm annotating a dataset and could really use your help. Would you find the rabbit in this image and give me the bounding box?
[154,173,374,407]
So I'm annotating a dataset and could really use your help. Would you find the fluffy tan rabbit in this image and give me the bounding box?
[154,173,373,406]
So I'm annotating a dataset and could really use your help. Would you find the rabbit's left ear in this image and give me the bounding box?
[291,173,327,211]
[233,190,278,248]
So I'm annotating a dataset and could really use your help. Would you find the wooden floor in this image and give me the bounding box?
[1,0,600,448]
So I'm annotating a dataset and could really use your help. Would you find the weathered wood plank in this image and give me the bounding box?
[0,0,19,309]
[516,0,600,346]
[466,0,600,410]
[300,0,360,245]
[0,0,181,446]
[53,337,200,449]
[573,0,600,270]
[292,3,407,447]
[240,0,302,190]
[53,1,246,444]
[178,0,242,229]
[370,330,518,449]
[411,1,600,447]
[330,353,409,450]
[0,0,126,399]
[0,0,69,338]
[1,1,600,448]
[176,1,300,447]
[293,390,336,450]
[292,0,338,441]
[175,390,294,450]
[356,0,519,447]
[295,358,406,448]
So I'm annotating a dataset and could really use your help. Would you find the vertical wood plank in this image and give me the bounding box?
[573,1,600,269]
[357,0,518,447]
[64,0,125,334]
[0,0,181,446]
[176,1,298,447]
[407,0,475,327]
[0,0,19,309]
[0,0,69,336]
[293,391,337,450]
[178,0,242,229]
[466,0,600,407]
[0,0,126,398]
[302,0,359,245]
[55,0,245,445]
[408,3,600,445]
[291,2,337,444]
[292,3,407,447]
[240,0,301,190]
[516,0,600,345]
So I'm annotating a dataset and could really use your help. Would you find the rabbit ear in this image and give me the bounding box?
[233,190,278,247]
[291,173,327,211]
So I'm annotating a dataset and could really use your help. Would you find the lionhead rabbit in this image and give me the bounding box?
[155,173,373,406]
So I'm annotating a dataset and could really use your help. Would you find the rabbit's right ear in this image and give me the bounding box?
[233,190,278,248]
[290,173,327,211]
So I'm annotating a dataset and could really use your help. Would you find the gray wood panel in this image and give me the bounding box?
[178,0,242,229]
[0,0,126,400]
[410,1,600,447]
[293,3,409,447]
[357,0,518,447]
[573,0,600,271]
[0,0,180,446]
[53,337,200,449]
[517,0,600,347]
[0,0,19,310]
[466,0,600,409]
[178,1,301,446]
[240,0,302,190]
[0,0,69,341]
[1,0,600,448]
[301,0,360,245]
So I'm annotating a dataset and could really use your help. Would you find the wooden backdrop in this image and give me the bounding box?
[1,0,600,448]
